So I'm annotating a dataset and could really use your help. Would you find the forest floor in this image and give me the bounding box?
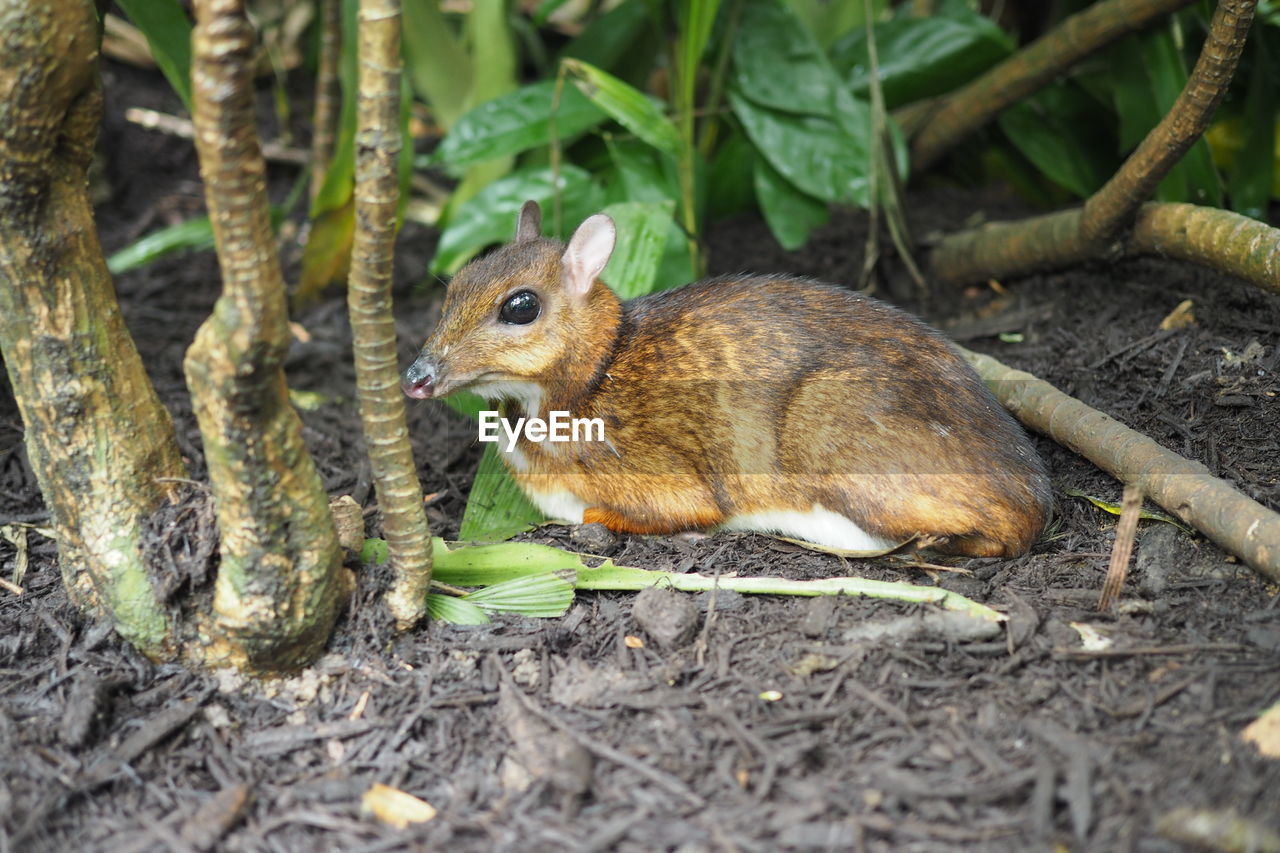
[1,60,1278,853]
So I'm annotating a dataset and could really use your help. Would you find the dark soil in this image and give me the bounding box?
[2,60,1279,853]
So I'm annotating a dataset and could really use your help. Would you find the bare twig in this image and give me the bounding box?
[959,346,1280,584]
[1099,484,1142,611]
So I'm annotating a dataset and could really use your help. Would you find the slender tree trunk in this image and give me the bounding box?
[349,0,434,628]
[0,0,187,659]
[186,0,349,672]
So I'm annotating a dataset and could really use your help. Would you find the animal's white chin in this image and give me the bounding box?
[467,379,545,417]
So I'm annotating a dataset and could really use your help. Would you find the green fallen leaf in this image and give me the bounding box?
[430,538,1005,622]
[361,537,390,566]
[426,594,491,625]
[462,571,575,617]
[1064,488,1193,533]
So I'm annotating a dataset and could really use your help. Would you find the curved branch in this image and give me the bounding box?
[348,0,434,628]
[910,0,1199,172]
[1080,0,1257,245]
[959,347,1280,584]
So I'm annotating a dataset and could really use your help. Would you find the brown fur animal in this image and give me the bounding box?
[403,201,1050,556]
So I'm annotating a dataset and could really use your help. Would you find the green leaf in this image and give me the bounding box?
[444,391,491,420]
[997,82,1116,199]
[434,81,608,168]
[731,0,846,117]
[1229,33,1276,219]
[463,572,575,617]
[602,138,681,205]
[429,539,1005,621]
[562,58,683,157]
[431,164,603,274]
[599,200,675,298]
[788,0,870,48]
[360,537,390,565]
[402,0,473,130]
[426,593,492,625]
[728,89,871,206]
[707,130,758,218]
[106,217,214,274]
[753,159,828,251]
[561,0,658,77]
[830,14,1013,109]
[458,445,544,543]
[1108,25,1222,206]
[311,0,359,217]
[115,0,192,111]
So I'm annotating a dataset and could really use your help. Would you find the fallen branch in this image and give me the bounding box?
[930,202,1280,295]
[958,346,1280,584]
[909,0,1199,171]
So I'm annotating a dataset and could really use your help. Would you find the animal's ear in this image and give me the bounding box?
[515,200,542,242]
[561,214,615,298]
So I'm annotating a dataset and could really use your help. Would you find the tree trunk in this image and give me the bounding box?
[349,0,433,628]
[185,0,349,672]
[0,0,187,659]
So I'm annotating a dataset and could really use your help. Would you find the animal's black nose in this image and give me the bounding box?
[401,353,438,399]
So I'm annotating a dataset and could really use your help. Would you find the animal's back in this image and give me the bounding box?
[601,276,1050,555]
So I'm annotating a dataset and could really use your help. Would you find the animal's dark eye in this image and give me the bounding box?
[500,290,540,325]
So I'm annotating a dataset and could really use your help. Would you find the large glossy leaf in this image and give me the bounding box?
[728,89,870,206]
[754,159,828,251]
[602,138,681,205]
[731,0,846,117]
[562,58,683,157]
[458,444,544,543]
[599,200,675,298]
[431,165,603,274]
[831,14,1013,109]
[434,81,607,168]
[998,82,1116,199]
[116,0,192,111]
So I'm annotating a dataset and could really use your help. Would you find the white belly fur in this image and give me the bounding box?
[524,489,588,524]
[721,505,893,552]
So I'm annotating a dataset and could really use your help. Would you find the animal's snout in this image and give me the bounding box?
[401,352,439,399]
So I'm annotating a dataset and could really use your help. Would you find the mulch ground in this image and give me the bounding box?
[1,60,1278,852]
